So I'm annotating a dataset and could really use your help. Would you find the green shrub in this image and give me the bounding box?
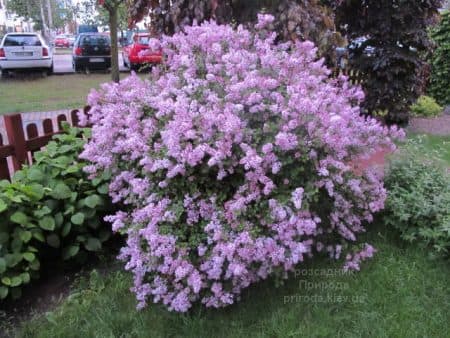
[384,139,450,259]
[0,125,113,301]
[0,181,43,300]
[429,11,450,106]
[410,95,443,117]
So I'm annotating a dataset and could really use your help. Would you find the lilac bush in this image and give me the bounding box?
[80,15,403,312]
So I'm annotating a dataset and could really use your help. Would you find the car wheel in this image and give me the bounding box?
[130,63,139,72]
[1,69,10,78]
[47,64,54,76]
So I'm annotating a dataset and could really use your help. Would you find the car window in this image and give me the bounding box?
[137,36,150,45]
[3,35,42,46]
[81,35,110,46]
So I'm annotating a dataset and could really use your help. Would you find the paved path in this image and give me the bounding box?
[53,53,128,74]
[408,115,450,136]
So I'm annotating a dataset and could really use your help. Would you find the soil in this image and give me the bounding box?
[0,257,121,338]
[0,269,78,338]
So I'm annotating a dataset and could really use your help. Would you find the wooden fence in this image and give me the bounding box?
[332,67,365,86]
[0,107,89,181]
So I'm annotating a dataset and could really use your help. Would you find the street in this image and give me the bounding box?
[53,50,127,74]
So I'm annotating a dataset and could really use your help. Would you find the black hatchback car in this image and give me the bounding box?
[72,33,111,72]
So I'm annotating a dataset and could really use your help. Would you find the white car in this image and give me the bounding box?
[0,33,53,77]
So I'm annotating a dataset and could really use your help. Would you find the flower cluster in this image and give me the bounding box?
[80,15,403,312]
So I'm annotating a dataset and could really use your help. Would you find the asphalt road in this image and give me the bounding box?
[53,52,127,74]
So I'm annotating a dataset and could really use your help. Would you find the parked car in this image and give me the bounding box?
[67,35,76,47]
[55,35,70,48]
[77,25,98,35]
[72,33,111,72]
[0,33,53,77]
[122,33,162,71]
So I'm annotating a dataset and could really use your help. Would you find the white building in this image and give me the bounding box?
[0,0,35,35]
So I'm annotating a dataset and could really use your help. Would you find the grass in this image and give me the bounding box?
[53,48,73,55]
[0,74,114,115]
[407,133,450,165]
[13,225,450,338]
[0,72,144,115]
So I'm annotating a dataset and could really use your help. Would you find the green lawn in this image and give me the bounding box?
[408,133,450,165]
[53,48,73,55]
[0,74,114,115]
[13,225,450,338]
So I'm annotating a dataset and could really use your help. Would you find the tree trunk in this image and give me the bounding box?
[39,0,48,40]
[46,0,53,36]
[109,5,120,83]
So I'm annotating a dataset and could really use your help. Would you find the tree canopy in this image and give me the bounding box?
[127,0,344,64]
[333,0,442,125]
[7,0,75,32]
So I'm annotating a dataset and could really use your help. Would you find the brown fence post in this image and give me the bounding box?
[4,114,28,171]
[0,133,11,181]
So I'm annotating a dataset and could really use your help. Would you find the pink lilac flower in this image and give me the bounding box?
[81,14,401,312]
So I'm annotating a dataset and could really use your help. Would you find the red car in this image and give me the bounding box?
[122,33,162,71]
[54,35,70,48]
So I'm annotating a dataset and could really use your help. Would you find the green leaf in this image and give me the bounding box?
[0,199,7,213]
[50,183,72,200]
[26,245,39,253]
[46,234,61,248]
[0,286,8,299]
[65,165,80,174]
[58,145,74,154]
[84,208,97,219]
[24,184,45,200]
[34,206,52,218]
[0,258,6,274]
[10,276,22,287]
[44,199,59,211]
[27,167,44,181]
[84,195,101,208]
[61,223,72,237]
[23,252,36,262]
[99,229,111,242]
[20,230,32,243]
[71,213,85,225]
[97,184,109,195]
[12,170,26,182]
[11,238,23,252]
[1,277,11,286]
[85,237,102,252]
[5,253,22,267]
[33,231,45,243]
[70,192,78,203]
[29,259,40,271]
[54,212,64,227]
[62,245,79,260]
[39,216,55,231]
[10,211,29,225]
[20,272,30,284]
